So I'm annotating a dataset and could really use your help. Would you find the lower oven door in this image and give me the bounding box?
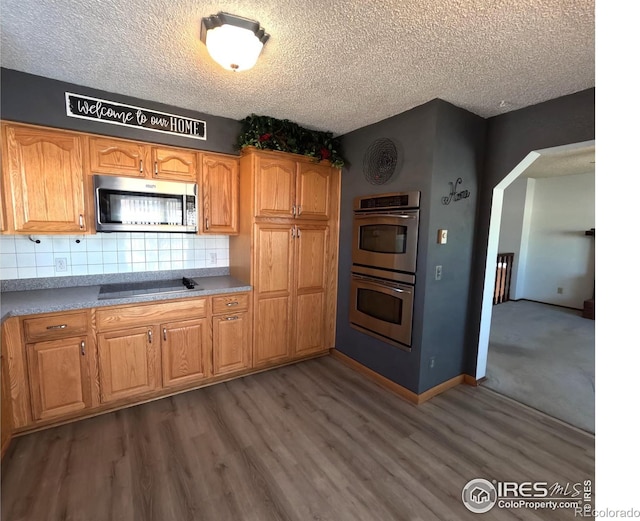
[349,274,414,350]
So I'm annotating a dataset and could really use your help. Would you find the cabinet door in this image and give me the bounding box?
[253,224,294,365]
[161,318,208,388]
[26,336,91,421]
[200,154,239,233]
[296,163,332,220]
[87,136,148,177]
[1,354,13,456]
[152,147,197,181]
[2,124,86,233]
[97,326,160,403]
[254,157,296,218]
[213,313,251,376]
[293,225,329,355]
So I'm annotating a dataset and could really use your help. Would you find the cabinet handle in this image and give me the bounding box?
[139,159,143,173]
[80,340,86,356]
[297,227,301,238]
[79,214,85,229]
[226,301,239,307]
[163,328,167,341]
[46,324,67,330]
[154,162,158,176]
[148,329,153,343]
[205,217,209,230]
[224,316,239,321]
[297,205,301,216]
[292,205,296,217]
[291,227,295,239]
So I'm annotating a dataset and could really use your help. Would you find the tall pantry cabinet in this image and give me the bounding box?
[229,147,341,367]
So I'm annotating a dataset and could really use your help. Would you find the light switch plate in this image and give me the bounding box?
[437,229,448,244]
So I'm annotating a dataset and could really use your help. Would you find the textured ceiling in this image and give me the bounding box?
[0,0,594,136]
[526,142,595,178]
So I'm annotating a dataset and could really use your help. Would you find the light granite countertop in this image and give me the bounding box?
[0,272,251,323]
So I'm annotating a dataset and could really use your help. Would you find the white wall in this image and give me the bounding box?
[0,233,229,280]
[498,177,533,299]
[519,172,595,308]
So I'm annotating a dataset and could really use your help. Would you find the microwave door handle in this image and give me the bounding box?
[354,213,414,219]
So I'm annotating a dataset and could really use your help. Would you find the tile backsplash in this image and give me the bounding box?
[0,233,229,280]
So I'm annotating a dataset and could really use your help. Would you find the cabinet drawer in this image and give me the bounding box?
[96,298,207,331]
[23,312,88,342]
[212,293,249,315]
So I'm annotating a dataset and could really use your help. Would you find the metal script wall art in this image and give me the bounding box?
[442,177,471,205]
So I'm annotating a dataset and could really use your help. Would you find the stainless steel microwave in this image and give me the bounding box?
[94,175,198,233]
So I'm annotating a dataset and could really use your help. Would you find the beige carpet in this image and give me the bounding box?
[484,300,595,433]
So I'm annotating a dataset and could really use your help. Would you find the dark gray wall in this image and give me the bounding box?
[0,68,240,154]
[464,88,596,375]
[418,102,486,393]
[336,99,486,394]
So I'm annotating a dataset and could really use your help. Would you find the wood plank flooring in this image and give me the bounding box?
[1,355,594,521]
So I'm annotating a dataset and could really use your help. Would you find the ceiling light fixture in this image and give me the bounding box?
[200,12,269,72]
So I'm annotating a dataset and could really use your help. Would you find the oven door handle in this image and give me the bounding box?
[353,276,413,294]
[354,213,415,219]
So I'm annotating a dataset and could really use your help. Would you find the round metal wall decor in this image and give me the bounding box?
[362,138,398,185]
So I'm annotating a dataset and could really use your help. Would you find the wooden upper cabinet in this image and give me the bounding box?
[254,157,296,218]
[2,123,87,233]
[152,147,197,181]
[200,153,239,234]
[26,336,91,421]
[87,136,147,177]
[86,136,197,181]
[296,163,332,220]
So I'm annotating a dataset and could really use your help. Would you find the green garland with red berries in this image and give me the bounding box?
[235,114,345,168]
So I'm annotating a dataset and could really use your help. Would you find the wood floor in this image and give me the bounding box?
[1,355,594,521]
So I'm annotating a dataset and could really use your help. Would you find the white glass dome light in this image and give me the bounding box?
[200,13,270,72]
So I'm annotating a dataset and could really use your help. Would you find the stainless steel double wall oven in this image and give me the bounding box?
[349,191,420,350]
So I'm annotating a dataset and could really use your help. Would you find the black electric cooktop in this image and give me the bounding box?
[98,277,202,300]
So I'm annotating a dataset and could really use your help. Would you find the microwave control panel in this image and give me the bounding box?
[186,196,197,226]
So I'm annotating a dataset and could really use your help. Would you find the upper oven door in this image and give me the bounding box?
[352,210,419,273]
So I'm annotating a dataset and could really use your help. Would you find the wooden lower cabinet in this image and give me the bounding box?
[254,297,291,366]
[213,312,251,376]
[161,318,209,387]
[1,352,13,456]
[97,326,160,404]
[26,336,91,421]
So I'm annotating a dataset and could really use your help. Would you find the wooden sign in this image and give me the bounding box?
[65,92,206,140]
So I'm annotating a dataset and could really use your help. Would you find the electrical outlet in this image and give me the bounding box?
[435,265,442,280]
[208,252,217,265]
[557,287,563,294]
[55,258,67,272]
[429,357,436,369]
[437,229,448,244]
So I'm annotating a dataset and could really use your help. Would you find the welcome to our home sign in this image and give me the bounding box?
[65,93,207,140]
